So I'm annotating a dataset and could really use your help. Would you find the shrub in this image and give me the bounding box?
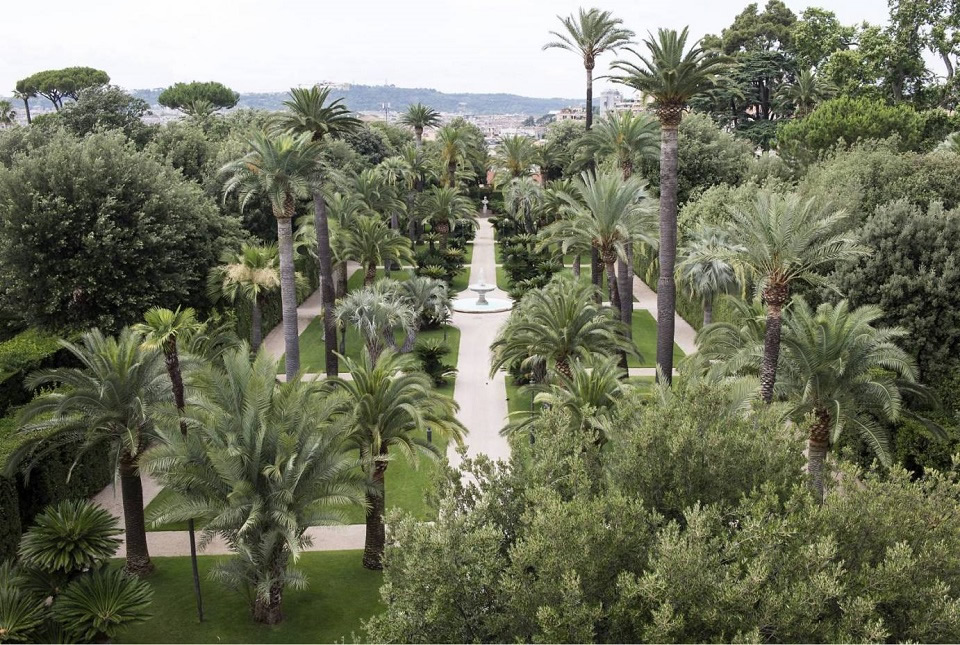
[413,340,456,386]
[51,568,153,642]
[18,500,122,577]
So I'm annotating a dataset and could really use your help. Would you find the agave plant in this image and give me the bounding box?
[51,568,152,642]
[18,500,122,578]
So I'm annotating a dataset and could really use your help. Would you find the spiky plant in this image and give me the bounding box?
[51,568,153,642]
[341,215,415,286]
[493,134,537,184]
[0,562,47,643]
[399,103,441,146]
[18,500,121,578]
[676,226,743,326]
[421,186,477,250]
[208,243,280,352]
[335,285,415,363]
[397,276,450,351]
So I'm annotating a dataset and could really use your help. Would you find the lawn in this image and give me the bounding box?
[346,265,470,297]
[557,269,638,302]
[495,266,509,291]
[628,310,684,368]
[114,551,382,644]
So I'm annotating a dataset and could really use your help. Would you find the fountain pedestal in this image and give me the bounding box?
[452,268,512,313]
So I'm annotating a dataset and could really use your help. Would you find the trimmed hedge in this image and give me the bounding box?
[0,329,71,415]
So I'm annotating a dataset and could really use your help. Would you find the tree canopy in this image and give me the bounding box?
[158,81,240,113]
[15,67,110,110]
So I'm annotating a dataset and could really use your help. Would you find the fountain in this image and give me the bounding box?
[452,268,512,313]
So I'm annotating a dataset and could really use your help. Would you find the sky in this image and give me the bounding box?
[2,0,890,99]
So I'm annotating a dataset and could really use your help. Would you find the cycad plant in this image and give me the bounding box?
[142,347,362,624]
[543,8,635,130]
[399,102,441,146]
[221,131,322,380]
[325,350,466,569]
[676,226,742,326]
[422,185,477,250]
[208,243,280,352]
[611,27,729,383]
[51,567,153,642]
[341,215,415,286]
[17,500,121,581]
[14,329,168,576]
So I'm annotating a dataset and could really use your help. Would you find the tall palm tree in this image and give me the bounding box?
[691,295,767,383]
[335,285,415,363]
[576,110,661,330]
[503,177,544,235]
[779,299,927,501]
[676,227,742,326]
[399,103,441,147]
[342,215,415,285]
[0,100,15,127]
[221,131,322,381]
[776,68,835,118]
[543,8,635,130]
[727,191,866,404]
[325,350,466,570]
[399,143,437,241]
[490,275,632,380]
[142,347,362,624]
[207,243,280,352]
[271,86,361,378]
[15,329,168,576]
[421,185,477,250]
[493,134,537,184]
[611,27,729,384]
[133,307,204,621]
[436,125,469,188]
[534,139,567,186]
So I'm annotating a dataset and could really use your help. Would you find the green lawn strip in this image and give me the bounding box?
[495,266,509,291]
[628,310,684,368]
[346,267,412,292]
[294,323,459,374]
[494,243,503,264]
[557,269,638,302]
[505,378,533,416]
[113,551,382,644]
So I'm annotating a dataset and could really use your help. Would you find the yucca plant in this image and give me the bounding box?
[18,500,121,578]
[51,568,152,642]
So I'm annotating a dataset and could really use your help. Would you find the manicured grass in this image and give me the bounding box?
[628,310,684,368]
[494,243,503,265]
[114,551,382,644]
[495,266,509,291]
[296,322,459,374]
[557,269,638,302]
[505,379,534,416]
[346,267,412,292]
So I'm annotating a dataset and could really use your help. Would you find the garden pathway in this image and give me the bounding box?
[448,217,512,468]
[631,276,698,355]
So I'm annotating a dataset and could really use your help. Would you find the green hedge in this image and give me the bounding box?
[0,329,78,416]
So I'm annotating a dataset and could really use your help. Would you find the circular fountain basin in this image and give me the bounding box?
[452,296,513,313]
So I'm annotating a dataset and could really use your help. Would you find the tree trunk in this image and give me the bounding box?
[251,559,286,625]
[314,188,339,378]
[807,408,831,503]
[760,285,787,404]
[437,221,450,251]
[119,457,153,577]
[655,123,679,385]
[605,259,621,311]
[339,323,347,357]
[251,297,263,353]
[703,296,713,327]
[555,356,572,380]
[447,161,457,188]
[22,97,31,124]
[365,262,377,286]
[276,212,300,381]
[415,127,424,147]
[401,326,418,353]
[572,254,581,278]
[590,247,601,304]
[363,460,388,570]
[585,65,594,131]
[617,248,633,329]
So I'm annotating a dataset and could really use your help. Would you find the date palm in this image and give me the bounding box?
[142,346,361,624]
[399,103,441,146]
[221,131,322,381]
[208,243,280,352]
[691,295,767,383]
[133,306,204,620]
[493,134,537,185]
[14,329,169,576]
[342,215,415,286]
[325,350,466,570]
[422,185,477,250]
[436,124,469,187]
[544,8,635,130]
[727,191,866,404]
[611,27,729,384]
[776,68,835,117]
[490,275,632,380]
[271,86,360,378]
[676,227,742,327]
[534,139,567,185]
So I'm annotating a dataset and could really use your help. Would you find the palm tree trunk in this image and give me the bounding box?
[415,127,423,147]
[251,297,263,353]
[807,408,831,503]
[447,161,457,188]
[703,296,713,327]
[276,213,300,381]
[590,247,601,303]
[655,122,680,385]
[252,555,287,624]
[617,247,633,330]
[572,254,581,278]
[365,262,377,286]
[585,65,594,131]
[760,286,787,404]
[363,461,388,570]
[401,326,418,353]
[555,356,572,379]
[606,260,621,311]
[314,188,339,378]
[119,457,153,577]
[406,191,417,244]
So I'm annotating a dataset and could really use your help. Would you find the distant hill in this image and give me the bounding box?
[129,84,581,115]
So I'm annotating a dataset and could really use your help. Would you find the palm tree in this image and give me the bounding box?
[342,215,415,286]
[778,299,927,501]
[399,103,441,146]
[436,124,469,187]
[133,307,204,621]
[611,27,729,384]
[335,285,415,363]
[15,329,168,576]
[503,177,544,235]
[0,100,15,127]
[490,275,632,380]
[691,295,767,383]
[208,243,280,352]
[142,346,362,624]
[493,134,537,184]
[221,131,322,381]
[399,143,437,241]
[534,139,567,185]
[325,350,466,569]
[396,276,450,351]
[727,191,866,404]
[776,68,835,117]
[271,86,360,378]
[676,227,742,327]
[543,8,635,130]
[422,185,477,250]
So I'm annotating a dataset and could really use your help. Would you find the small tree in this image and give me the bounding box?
[208,243,281,352]
[16,67,110,110]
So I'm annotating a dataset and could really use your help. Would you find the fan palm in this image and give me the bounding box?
[221,131,322,380]
[421,185,477,250]
[543,8,635,130]
[335,285,415,363]
[14,329,169,576]
[271,86,361,378]
[776,68,835,117]
[727,191,867,404]
[676,227,743,326]
[611,27,729,383]
[208,243,280,352]
[399,103,441,146]
[325,350,466,569]
[490,275,632,380]
[133,306,204,620]
[493,134,537,184]
[436,125,469,187]
[142,346,362,624]
[342,215,415,286]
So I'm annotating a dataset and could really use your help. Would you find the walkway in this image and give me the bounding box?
[448,217,512,468]
[631,275,697,355]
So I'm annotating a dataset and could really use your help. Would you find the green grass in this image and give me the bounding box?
[346,267,412,292]
[629,310,684,368]
[114,551,382,644]
[505,379,533,416]
[557,269,638,302]
[495,266,509,291]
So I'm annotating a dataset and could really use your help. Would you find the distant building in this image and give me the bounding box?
[554,106,586,122]
[599,89,650,116]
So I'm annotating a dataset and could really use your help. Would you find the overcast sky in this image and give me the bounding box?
[2,0,889,99]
